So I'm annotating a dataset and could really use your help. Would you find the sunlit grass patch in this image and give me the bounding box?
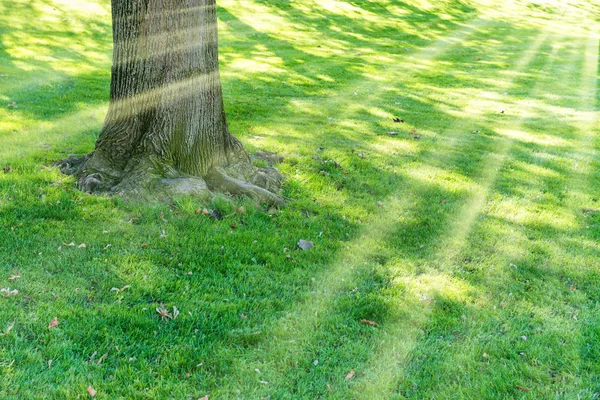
[1,0,600,398]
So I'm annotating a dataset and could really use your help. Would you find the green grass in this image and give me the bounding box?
[1,0,600,398]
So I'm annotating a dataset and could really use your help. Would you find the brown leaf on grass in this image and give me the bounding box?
[156,306,179,320]
[198,395,209,400]
[87,386,97,397]
[9,273,20,280]
[156,306,172,319]
[48,317,59,329]
[345,370,355,380]
[234,206,246,215]
[516,385,532,391]
[360,319,379,327]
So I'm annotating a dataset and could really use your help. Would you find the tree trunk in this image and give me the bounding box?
[64,0,282,203]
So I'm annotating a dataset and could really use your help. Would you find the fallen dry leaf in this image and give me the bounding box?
[515,385,532,392]
[97,353,107,364]
[110,285,130,293]
[156,306,172,319]
[360,319,379,327]
[234,206,246,215]
[298,240,314,251]
[0,288,19,297]
[48,317,59,329]
[345,370,355,380]
[8,273,20,280]
[87,386,97,397]
[198,396,209,400]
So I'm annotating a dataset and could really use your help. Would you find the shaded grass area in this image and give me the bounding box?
[1,0,599,398]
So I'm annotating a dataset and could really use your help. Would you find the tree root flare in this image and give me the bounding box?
[205,167,284,206]
[57,154,284,205]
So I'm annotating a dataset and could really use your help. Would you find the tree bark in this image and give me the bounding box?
[63,0,282,203]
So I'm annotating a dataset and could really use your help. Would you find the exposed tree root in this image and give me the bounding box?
[205,167,284,206]
[57,152,284,205]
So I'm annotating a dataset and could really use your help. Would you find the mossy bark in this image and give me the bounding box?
[63,0,282,204]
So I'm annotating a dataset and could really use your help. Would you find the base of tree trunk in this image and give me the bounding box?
[57,150,284,205]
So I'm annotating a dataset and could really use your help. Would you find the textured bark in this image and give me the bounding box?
[64,0,282,203]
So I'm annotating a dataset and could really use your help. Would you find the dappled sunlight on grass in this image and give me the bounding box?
[1,0,600,397]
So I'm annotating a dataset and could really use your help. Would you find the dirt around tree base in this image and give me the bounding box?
[57,152,284,205]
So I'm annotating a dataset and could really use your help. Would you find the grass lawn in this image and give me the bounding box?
[1,0,599,398]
